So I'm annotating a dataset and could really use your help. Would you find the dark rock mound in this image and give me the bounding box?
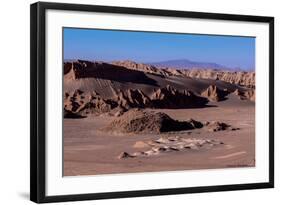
[204,121,238,132]
[64,109,84,119]
[105,109,203,134]
[118,152,135,159]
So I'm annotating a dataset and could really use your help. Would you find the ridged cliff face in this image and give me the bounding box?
[176,69,255,88]
[111,60,255,88]
[64,85,210,116]
[201,85,229,102]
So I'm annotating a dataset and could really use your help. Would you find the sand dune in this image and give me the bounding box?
[64,60,253,96]
[64,60,158,85]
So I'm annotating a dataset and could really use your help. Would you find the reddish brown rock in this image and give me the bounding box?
[201,85,228,102]
[113,89,151,109]
[104,109,203,134]
[233,88,255,101]
[150,85,209,108]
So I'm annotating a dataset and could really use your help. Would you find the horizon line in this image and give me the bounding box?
[63,58,255,71]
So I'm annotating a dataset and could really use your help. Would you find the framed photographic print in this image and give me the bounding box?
[30,2,274,203]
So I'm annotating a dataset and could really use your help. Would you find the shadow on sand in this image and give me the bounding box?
[64,60,158,86]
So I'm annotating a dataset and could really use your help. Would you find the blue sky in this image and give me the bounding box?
[63,28,255,70]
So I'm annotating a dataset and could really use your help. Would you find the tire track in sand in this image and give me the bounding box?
[213,151,247,159]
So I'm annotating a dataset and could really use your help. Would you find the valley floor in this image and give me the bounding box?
[64,96,255,176]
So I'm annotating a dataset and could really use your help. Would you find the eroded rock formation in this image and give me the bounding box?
[150,85,209,108]
[201,85,229,102]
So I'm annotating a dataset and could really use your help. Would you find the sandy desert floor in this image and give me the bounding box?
[64,94,255,176]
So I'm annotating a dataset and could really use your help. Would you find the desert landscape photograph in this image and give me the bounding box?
[63,28,255,176]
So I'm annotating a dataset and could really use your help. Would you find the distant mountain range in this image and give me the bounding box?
[65,58,250,71]
[148,59,228,70]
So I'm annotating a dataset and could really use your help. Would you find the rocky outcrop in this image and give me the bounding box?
[118,152,134,159]
[64,108,84,118]
[113,89,151,109]
[111,60,255,88]
[112,60,168,76]
[179,69,255,88]
[219,71,255,88]
[64,89,85,112]
[64,60,158,86]
[64,89,119,115]
[244,89,255,101]
[63,60,255,119]
[118,136,224,159]
[64,84,211,118]
[201,85,229,102]
[105,109,239,134]
[150,85,209,108]
[233,88,255,101]
[64,60,94,80]
[204,121,238,132]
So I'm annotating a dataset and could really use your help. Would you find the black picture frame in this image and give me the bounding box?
[30,2,274,203]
